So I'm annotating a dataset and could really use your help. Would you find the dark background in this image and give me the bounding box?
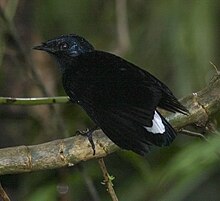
[0,0,220,200]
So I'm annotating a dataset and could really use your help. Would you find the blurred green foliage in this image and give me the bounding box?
[0,0,220,200]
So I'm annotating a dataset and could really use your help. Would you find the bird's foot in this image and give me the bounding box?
[76,127,98,155]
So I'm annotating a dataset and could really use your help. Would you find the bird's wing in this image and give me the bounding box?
[142,71,189,114]
[96,51,188,114]
[66,51,182,155]
[77,51,188,128]
[90,66,163,127]
[158,84,188,114]
[94,107,176,156]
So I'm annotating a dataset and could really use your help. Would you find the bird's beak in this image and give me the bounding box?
[33,43,52,52]
[33,44,44,51]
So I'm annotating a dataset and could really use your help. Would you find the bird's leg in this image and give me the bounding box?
[76,126,99,155]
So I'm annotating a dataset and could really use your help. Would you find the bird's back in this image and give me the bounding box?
[62,51,187,155]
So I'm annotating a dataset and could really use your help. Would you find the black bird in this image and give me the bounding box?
[33,34,188,156]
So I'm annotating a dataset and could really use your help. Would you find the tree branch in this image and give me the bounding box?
[0,3,69,137]
[0,96,69,105]
[0,131,118,175]
[98,158,118,201]
[0,75,220,175]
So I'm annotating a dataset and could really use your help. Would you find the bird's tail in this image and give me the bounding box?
[94,108,177,156]
[158,113,177,146]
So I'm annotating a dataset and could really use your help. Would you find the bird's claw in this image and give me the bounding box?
[76,128,89,136]
[76,128,96,155]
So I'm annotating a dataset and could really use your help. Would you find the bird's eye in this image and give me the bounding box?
[59,42,69,50]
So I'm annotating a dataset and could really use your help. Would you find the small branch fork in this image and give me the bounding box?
[98,158,118,201]
[209,61,220,75]
[181,129,208,141]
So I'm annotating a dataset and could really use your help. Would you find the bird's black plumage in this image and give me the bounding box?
[33,34,188,156]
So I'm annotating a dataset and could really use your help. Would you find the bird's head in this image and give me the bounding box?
[33,34,94,57]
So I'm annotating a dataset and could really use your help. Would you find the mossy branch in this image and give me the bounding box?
[0,75,220,175]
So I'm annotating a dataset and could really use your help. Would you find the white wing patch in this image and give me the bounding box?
[144,111,165,134]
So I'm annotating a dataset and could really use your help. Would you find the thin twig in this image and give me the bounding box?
[0,96,69,105]
[181,129,220,159]
[0,6,68,136]
[209,61,220,75]
[98,158,118,201]
[0,183,11,201]
[181,129,208,141]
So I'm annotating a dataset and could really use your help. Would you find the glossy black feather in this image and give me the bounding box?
[34,34,188,156]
